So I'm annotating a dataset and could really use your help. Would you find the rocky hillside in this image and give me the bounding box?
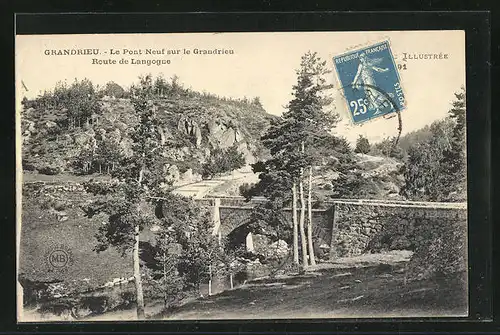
[314,153,405,201]
[22,92,274,185]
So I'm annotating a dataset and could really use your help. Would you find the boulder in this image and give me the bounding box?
[164,164,180,184]
[235,128,243,142]
[220,128,236,148]
[267,240,289,258]
[181,168,194,183]
[194,124,202,147]
[45,121,57,128]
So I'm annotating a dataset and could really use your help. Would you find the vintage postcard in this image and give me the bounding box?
[16,31,467,321]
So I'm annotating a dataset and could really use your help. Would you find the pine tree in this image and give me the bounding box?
[401,140,444,201]
[249,52,339,268]
[354,135,371,154]
[439,87,466,201]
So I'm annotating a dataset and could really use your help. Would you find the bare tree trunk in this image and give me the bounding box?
[292,183,299,265]
[307,165,316,266]
[208,264,213,296]
[299,168,308,267]
[230,273,234,289]
[133,225,145,319]
[138,166,145,183]
[138,153,145,184]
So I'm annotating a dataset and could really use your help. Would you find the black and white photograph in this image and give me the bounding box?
[16,31,468,321]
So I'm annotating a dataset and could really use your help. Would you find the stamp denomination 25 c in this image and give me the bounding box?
[333,40,406,124]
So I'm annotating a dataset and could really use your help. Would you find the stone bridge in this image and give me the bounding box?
[165,195,467,258]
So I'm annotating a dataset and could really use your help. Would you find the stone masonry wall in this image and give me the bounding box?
[330,201,467,258]
[194,197,467,264]
[218,206,333,246]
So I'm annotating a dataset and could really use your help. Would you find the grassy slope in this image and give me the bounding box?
[71,251,466,320]
[20,191,133,286]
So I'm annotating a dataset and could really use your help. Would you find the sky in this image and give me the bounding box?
[15,31,465,143]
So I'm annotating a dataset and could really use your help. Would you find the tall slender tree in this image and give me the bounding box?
[307,165,315,266]
[84,74,165,319]
[284,52,339,266]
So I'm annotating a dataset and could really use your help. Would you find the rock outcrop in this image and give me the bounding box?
[177,116,202,147]
[207,119,242,148]
[22,93,273,176]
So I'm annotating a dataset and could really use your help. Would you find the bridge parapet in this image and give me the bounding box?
[182,196,468,258]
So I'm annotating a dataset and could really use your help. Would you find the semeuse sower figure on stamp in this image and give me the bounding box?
[351,53,392,115]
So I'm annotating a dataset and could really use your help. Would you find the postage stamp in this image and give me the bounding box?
[333,40,406,124]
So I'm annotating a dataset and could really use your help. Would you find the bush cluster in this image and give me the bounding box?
[407,216,467,280]
[202,145,245,179]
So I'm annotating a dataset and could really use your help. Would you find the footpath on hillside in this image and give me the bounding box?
[171,166,259,199]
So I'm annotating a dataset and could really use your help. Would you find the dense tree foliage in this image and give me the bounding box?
[150,193,223,300]
[247,52,340,267]
[439,88,467,201]
[401,88,466,202]
[201,145,246,179]
[100,81,127,99]
[370,136,404,159]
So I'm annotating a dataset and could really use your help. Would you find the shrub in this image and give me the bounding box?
[407,215,467,280]
[239,182,255,198]
[79,296,109,314]
[22,159,37,171]
[354,135,371,154]
[202,145,245,179]
[37,164,63,175]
